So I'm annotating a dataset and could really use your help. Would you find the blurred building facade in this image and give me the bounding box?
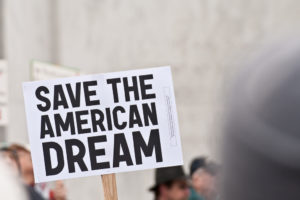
[0,0,300,199]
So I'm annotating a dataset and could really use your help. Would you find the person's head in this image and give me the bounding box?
[150,166,190,200]
[9,144,34,185]
[191,168,211,194]
[190,159,219,198]
[156,179,189,200]
[0,146,21,176]
[189,157,207,177]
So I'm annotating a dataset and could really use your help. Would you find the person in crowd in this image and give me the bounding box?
[221,40,300,200]
[0,155,29,200]
[9,144,35,185]
[189,157,219,200]
[189,157,206,200]
[149,166,190,200]
[9,143,67,200]
[0,145,43,200]
[0,146,21,176]
[202,162,219,200]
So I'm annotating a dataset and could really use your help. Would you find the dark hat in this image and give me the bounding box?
[149,165,187,191]
[189,157,207,176]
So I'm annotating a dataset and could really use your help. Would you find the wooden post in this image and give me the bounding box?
[101,174,118,200]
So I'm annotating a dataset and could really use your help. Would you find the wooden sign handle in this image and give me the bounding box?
[101,174,118,200]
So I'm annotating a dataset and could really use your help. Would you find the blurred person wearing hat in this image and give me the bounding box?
[9,143,67,200]
[189,157,219,200]
[150,166,190,200]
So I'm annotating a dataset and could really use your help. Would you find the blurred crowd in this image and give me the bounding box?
[2,39,300,200]
[0,141,218,200]
[150,158,219,200]
[0,143,66,200]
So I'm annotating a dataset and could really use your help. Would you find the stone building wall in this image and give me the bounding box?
[3,0,300,199]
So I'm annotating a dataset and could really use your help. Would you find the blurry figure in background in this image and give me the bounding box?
[35,181,66,200]
[0,156,29,200]
[9,144,67,200]
[150,166,190,200]
[222,40,300,200]
[189,157,219,200]
[9,144,34,185]
[0,146,21,176]
[189,157,206,200]
[0,145,42,200]
[201,162,219,200]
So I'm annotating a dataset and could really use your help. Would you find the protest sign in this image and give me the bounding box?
[31,61,80,81]
[0,60,8,126]
[0,60,8,104]
[23,66,183,183]
[0,105,8,126]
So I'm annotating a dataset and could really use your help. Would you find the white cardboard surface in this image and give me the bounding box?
[23,66,183,183]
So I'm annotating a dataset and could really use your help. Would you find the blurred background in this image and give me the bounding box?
[0,0,300,199]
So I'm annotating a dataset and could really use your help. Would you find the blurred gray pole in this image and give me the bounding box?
[222,40,300,200]
[0,0,6,142]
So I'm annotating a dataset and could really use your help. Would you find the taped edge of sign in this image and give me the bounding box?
[163,87,177,147]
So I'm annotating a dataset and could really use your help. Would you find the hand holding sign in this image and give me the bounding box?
[23,66,183,186]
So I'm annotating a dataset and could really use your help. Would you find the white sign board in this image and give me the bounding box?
[23,66,183,183]
[31,61,80,81]
[0,105,8,126]
[0,60,8,104]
